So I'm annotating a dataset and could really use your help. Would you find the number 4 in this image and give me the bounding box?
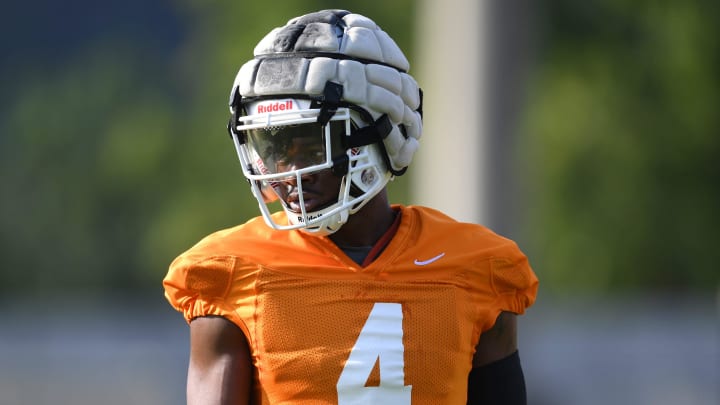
[336,303,412,404]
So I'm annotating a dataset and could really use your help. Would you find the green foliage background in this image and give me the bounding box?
[0,0,417,295]
[1,0,717,296]
[519,0,719,294]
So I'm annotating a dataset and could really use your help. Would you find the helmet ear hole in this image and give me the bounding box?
[348,143,391,193]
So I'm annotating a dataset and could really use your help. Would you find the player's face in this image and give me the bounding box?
[246,121,345,213]
[277,164,342,214]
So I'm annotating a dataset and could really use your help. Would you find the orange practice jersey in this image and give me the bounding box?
[164,205,538,404]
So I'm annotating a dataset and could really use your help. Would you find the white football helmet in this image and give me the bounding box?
[227,10,423,235]
[230,97,392,235]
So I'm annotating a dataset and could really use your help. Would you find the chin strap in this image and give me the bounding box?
[344,114,392,148]
[314,81,343,126]
[314,81,403,176]
[227,85,244,142]
[345,113,406,176]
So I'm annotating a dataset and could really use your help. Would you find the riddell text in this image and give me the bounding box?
[258,100,293,113]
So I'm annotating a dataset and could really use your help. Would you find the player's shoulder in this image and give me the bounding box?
[167,216,275,276]
[163,215,291,301]
[397,205,526,263]
[182,214,287,257]
[399,205,538,306]
[401,205,510,240]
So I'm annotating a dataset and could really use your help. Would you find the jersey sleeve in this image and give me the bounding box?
[478,240,539,333]
[163,252,248,334]
[489,250,538,314]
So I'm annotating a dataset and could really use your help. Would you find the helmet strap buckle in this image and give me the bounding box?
[314,81,344,125]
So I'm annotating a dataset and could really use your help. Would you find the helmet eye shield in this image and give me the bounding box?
[246,120,346,176]
[231,101,353,206]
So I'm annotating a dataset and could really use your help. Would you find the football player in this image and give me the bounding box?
[164,9,538,405]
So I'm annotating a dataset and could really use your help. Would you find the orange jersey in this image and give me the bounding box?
[164,205,538,404]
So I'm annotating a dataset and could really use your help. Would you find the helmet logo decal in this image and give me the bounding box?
[297,212,323,223]
[257,100,293,114]
[255,157,270,175]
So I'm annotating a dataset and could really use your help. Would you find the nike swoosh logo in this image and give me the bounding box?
[414,252,446,266]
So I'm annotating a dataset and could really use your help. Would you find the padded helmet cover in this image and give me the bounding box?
[231,9,423,173]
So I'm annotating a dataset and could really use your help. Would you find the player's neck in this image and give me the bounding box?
[329,190,396,248]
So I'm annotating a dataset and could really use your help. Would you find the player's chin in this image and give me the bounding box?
[286,197,334,213]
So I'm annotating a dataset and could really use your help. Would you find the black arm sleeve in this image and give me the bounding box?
[466,350,527,405]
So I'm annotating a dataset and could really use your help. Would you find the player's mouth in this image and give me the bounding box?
[285,191,327,213]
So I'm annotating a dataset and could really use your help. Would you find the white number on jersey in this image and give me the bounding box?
[336,302,412,404]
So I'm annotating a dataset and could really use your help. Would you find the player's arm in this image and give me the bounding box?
[188,316,253,405]
[467,311,526,405]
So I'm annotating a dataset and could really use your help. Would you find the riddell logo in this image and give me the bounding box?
[297,213,323,223]
[257,100,293,113]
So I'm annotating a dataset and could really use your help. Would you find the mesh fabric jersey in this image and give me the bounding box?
[164,205,538,404]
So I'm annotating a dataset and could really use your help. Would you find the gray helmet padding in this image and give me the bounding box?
[231,9,423,173]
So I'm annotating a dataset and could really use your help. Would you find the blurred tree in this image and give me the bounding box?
[4,0,716,296]
[0,1,415,295]
[519,0,719,293]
